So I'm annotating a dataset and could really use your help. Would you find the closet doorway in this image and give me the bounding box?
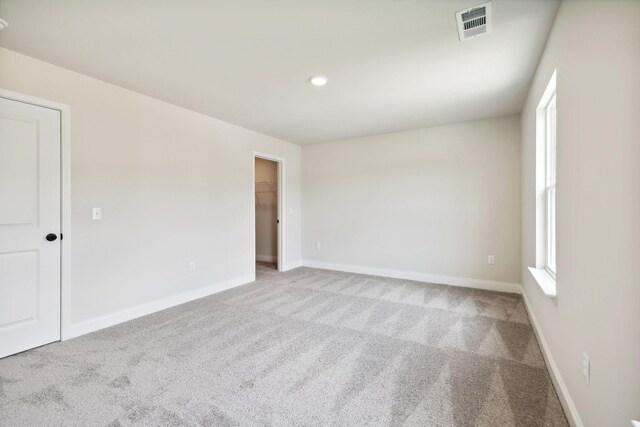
[254,153,284,272]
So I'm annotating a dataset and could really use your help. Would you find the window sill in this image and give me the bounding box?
[528,267,557,300]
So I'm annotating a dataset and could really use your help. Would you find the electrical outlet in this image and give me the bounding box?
[488,255,495,265]
[316,242,321,250]
[582,352,590,384]
[188,261,196,272]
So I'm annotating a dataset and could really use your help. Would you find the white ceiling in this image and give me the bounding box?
[0,0,558,144]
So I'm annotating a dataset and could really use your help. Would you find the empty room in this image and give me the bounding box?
[0,0,638,426]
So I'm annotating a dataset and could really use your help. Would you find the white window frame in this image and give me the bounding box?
[529,70,557,299]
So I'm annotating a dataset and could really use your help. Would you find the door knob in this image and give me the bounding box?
[45,233,58,242]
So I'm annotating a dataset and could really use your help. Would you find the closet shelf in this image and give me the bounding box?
[255,181,277,206]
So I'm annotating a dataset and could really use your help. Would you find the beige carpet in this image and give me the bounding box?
[0,264,568,426]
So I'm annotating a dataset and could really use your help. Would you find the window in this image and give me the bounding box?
[544,92,556,276]
[529,70,557,298]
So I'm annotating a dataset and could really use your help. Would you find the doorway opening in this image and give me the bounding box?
[253,153,284,273]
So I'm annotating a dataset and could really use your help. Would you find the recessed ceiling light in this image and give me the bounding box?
[0,18,8,31]
[309,75,328,87]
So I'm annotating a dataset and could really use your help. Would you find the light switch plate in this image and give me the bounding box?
[582,352,590,384]
[92,208,102,220]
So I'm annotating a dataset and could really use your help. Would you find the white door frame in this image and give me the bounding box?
[0,88,72,341]
[253,151,284,272]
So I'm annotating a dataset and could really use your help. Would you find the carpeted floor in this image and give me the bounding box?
[0,264,568,426]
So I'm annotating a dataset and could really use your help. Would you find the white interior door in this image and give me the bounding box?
[0,97,61,358]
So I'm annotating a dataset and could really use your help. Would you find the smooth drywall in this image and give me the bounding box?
[255,158,278,262]
[0,47,302,326]
[302,116,521,284]
[520,1,640,425]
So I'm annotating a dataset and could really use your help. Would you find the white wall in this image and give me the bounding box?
[0,47,302,329]
[521,1,640,426]
[302,116,521,285]
[255,158,278,262]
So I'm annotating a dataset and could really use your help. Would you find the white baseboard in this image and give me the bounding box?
[64,273,254,340]
[282,259,303,271]
[301,260,521,294]
[256,254,277,263]
[521,292,583,427]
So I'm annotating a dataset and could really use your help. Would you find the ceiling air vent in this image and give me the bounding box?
[456,2,492,41]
